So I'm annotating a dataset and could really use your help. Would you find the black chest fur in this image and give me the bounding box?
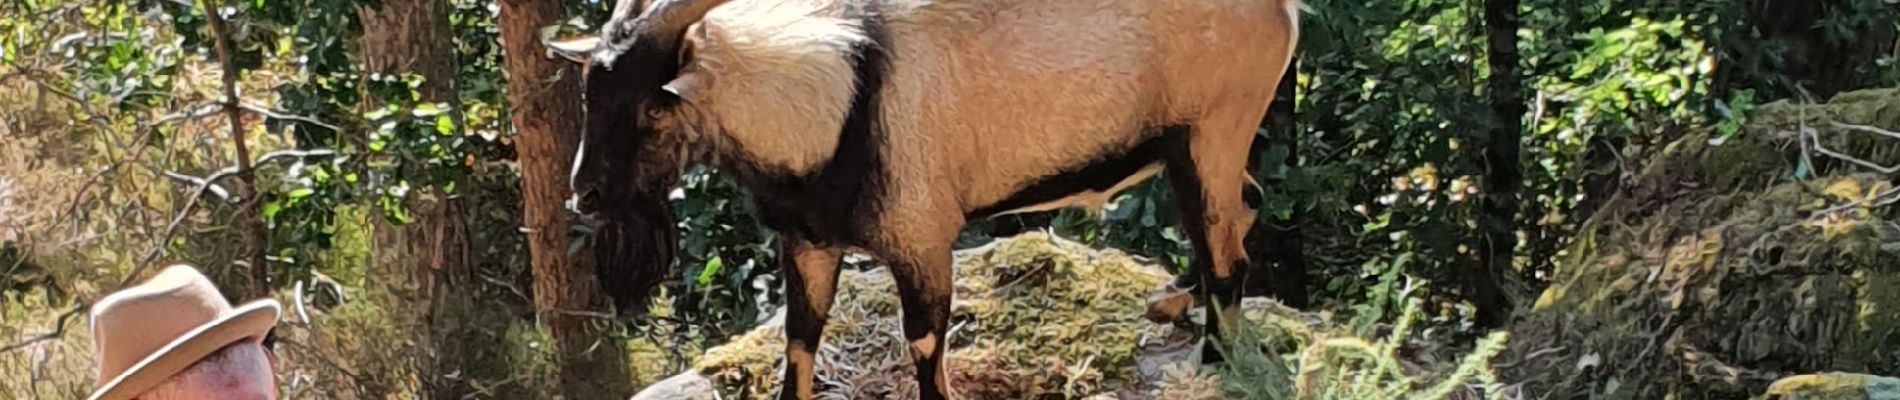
[724,8,891,247]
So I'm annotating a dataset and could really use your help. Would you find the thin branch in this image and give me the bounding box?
[119,149,336,289]
[1808,125,1900,174]
[1831,122,1900,141]
[162,171,233,202]
[239,101,345,133]
[22,73,167,236]
[159,149,337,201]
[150,103,223,126]
[199,0,271,299]
[551,309,620,321]
[0,304,87,354]
[272,336,367,383]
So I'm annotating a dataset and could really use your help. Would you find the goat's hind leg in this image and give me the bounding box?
[886,245,956,400]
[1145,111,1267,341]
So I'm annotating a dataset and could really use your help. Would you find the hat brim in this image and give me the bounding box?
[87,299,281,400]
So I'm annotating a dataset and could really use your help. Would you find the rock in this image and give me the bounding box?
[1510,88,1900,398]
[1761,373,1900,400]
[630,373,716,400]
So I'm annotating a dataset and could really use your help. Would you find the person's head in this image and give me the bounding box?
[131,339,277,400]
[87,265,282,400]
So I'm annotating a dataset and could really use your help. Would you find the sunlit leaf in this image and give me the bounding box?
[697,256,725,287]
[413,102,445,117]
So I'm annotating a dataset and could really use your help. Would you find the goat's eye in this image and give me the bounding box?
[645,108,666,119]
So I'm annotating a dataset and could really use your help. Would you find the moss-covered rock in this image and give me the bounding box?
[1510,88,1900,399]
[1759,373,1900,400]
[687,232,1178,399]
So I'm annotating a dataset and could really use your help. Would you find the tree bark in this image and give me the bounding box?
[354,0,470,397]
[1244,57,1308,308]
[1476,0,1524,328]
[498,0,634,397]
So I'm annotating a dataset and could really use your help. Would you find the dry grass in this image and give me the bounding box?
[0,298,99,399]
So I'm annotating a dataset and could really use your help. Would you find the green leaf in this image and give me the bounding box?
[435,114,454,136]
[364,105,396,121]
[288,188,315,199]
[1140,198,1158,227]
[696,256,725,287]
[1796,156,1813,180]
[413,102,445,117]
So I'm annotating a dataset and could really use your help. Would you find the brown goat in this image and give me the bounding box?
[551,0,1300,398]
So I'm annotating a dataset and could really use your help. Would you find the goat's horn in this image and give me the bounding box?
[627,0,734,41]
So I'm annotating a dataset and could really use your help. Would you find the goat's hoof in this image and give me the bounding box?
[1145,284,1195,323]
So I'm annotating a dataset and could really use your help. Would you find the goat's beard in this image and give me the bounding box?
[588,193,677,319]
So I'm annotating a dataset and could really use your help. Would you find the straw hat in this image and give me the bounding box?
[87,265,281,400]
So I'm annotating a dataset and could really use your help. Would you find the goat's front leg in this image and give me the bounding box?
[780,237,842,400]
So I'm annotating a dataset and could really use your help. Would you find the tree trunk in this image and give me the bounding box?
[354,0,470,397]
[1244,57,1308,308]
[498,0,634,398]
[1476,0,1524,328]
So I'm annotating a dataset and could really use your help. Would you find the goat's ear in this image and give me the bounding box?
[662,70,711,104]
[663,23,716,103]
[545,35,600,64]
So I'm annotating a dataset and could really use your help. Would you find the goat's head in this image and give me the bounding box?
[547,0,732,315]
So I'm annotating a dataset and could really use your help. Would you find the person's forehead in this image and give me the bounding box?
[146,341,279,400]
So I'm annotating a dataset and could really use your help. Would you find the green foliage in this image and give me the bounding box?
[1278,0,1497,324]
[666,165,778,334]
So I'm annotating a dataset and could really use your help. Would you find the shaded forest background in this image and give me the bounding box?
[1,0,1897,398]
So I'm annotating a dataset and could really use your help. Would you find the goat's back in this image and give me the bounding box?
[873,0,1299,215]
